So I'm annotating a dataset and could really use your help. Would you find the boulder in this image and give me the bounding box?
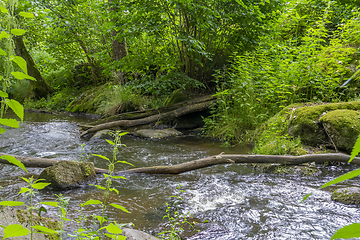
[320,109,360,153]
[38,161,96,189]
[331,187,360,205]
[135,128,183,139]
[90,129,113,140]
[122,228,159,240]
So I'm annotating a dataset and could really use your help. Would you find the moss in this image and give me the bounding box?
[331,187,360,205]
[250,163,320,175]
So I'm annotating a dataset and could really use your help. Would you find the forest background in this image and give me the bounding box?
[1,0,360,148]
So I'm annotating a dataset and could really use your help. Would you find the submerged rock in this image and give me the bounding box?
[250,163,321,175]
[331,187,360,205]
[90,129,113,140]
[38,161,96,189]
[122,228,159,240]
[135,128,183,139]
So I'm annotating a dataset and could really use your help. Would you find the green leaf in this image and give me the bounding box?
[39,201,58,207]
[38,206,47,216]
[11,56,27,74]
[349,135,360,163]
[0,90,8,98]
[0,118,19,128]
[83,199,102,206]
[32,182,51,189]
[116,160,134,167]
[0,31,10,39]
[331,223,360,239]
[320,168,360,189]
[106,139,115,145]
[0,201,24,206]
[104,223,123,234]
[110,203,129,213]
[32,225,58,234]
[19,12,35,18]
[109,188,119,194]
[111,176,127,180]
[300,193,312,203]
[11,71,36,81]
[0,6,8,13]
[7,99,24,122]
[19,187,30,194]
[118,132,128,137]
[0,48,6,56]
[11,29,26,36]
[1,155,28,172]
[92,154,109,161]
[3,224,30,238]
[0,128,6,134]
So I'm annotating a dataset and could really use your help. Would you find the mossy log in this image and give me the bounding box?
[80,100,213,137]
[79,94,216,128]
[1,152,359,175]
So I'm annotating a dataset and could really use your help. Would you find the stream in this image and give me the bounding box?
[0,111,360,239]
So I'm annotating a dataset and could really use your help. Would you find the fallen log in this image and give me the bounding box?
[79,94,216,128]
[1,152,359,175]
[80,101,213,137]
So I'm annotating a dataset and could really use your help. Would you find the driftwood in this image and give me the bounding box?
[80,101,213,137]
[79,94,216,129]
[1,152,359,175]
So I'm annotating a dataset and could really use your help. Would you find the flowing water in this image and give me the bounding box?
[1,111,360,239]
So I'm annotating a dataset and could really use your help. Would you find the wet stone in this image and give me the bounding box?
[332,187,360,205]
[135,128,183,139]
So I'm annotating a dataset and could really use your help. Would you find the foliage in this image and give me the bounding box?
[158,184,193,240]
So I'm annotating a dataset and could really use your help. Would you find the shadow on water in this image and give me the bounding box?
[1,111,360,239]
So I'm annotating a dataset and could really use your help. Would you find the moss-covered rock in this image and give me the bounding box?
[320,109,360,153]
[135,128,183,139]
[331,187,360,205]
[38,161,96,190]
[288,101,360,147]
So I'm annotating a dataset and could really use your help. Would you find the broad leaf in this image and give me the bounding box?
[0,201,24,206]
[92,154,109,161]
[0,90,8,98]
[349,135,360,163]
[0,118,19,128]
[0,128,6,134]
[106,139,115,145]
[32,182,51,189]
[331,223,360,239]
[19,12,35,18]
[0,6,8,13]
[0,48,6,56]
[320,168,360,189]
[39,201,58,207]
[32,225,58,234]
[0,31,10,39]
[3,224,29,238]
[19,187,30,194]
[11,29,26,36]
[111,176,127,180]
[7,99,24,122]
[11,71,36,81]
[103,223,123,234]
[83,199,102,206]
[110,203,129,213]
[11,56,27,73]
[1,155,27,172]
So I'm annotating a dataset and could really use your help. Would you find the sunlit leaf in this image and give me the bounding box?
[118,132,128,137]
[7,99,24,122]
[0,90,8,98]
[300,193,312,203]
[110,203,129,213]
[103,223,123,234]
[111,176,127,180]
[320,168,360,189]
[92,154,109,161]
[109,188,119,194]
[3,224,29,238]
[0,6,8,13]
[40,201,58,207]
[106,139,115,145]
[32,182,51,189]
[331,223,360,239]
[0,201,24,206]
[0,155,28,172]
[83,199,102,206]
[11,56,27,74]
[32,225,58,234]
[0,48,6,56]
[19,12,35,18]
[0,128,6,134]
[11,28,26,36]
[0,31,10,39]
[349,135,360,163]
[116,160,134,167]
[11,71,36,81]
[0,118,19,128]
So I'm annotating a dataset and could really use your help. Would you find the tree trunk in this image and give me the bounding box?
[80,100,213,137]
[13,36,53,99]
[1,152,359,175]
